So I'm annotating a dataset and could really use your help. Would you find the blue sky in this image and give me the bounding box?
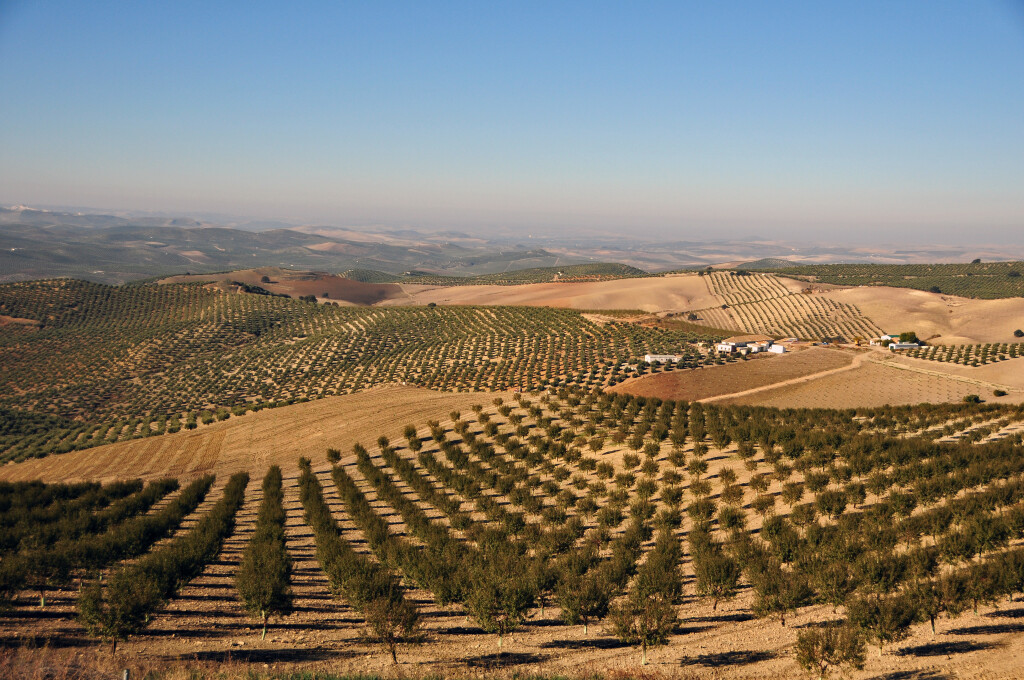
[1,1,1023,241]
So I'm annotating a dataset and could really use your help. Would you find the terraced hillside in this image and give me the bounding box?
[2,392,1024,678]
[0,280,722,464]
[692,272,883,341]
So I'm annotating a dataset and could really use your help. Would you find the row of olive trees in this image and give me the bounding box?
[235,465,292,639]
[298,457,420,663]
[0,477,194,608]
[0,479,141,556]
[78,472,249,654]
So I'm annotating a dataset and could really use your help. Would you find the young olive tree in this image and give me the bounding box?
[795,621,866,679]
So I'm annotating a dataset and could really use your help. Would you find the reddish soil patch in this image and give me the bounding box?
[160,268,402,305]
[610,347,855,401]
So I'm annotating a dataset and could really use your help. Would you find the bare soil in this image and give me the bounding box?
[723,356,1024,408]
[609,347,855,402]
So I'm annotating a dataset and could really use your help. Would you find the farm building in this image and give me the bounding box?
[889,342,922,351]
[768,344,786,354]
[715,334,776,354]
[871,333,901,346]
[643,354,682,364]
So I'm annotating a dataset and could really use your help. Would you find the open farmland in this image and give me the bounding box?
[721,355,1022,409]
[0,279,723,464]
[2,392,1024,678]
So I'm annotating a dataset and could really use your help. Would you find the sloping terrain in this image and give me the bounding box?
[0,385,501,483]
[821,286,1024,344]
[384,273,722,311]
[0,279,719,463]
[161,268,404,305]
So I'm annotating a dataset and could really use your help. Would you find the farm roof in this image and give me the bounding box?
[722,334,774,344]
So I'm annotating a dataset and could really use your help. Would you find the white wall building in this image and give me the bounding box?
[643,354,682,364]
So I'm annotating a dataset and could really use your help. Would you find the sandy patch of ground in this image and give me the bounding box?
[608,347,856,401]
[0,315,39,328]
[0,385,508,484]
[822,286,1024,344]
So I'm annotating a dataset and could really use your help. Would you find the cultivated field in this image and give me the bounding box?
[687,272,883,342]
[164,267,1024,346]
[2,392,1024,679]
[0,280,720,463]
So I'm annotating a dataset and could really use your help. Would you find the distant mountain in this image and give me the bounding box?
[0,210,599,284]
[737,258,800,270]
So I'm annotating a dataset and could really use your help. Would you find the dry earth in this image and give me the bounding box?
[608,347,855,402]
[722,351,1024,409]
[822,287,1024,345]
[384,273,722,312]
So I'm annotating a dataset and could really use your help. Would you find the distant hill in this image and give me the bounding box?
[400,262,650,285]
[737,258,800,270]
[0,210,605,285]
[340,269,403,283]
[765,261,1024,299]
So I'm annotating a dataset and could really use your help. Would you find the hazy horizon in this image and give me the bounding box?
[2,2,1023,245]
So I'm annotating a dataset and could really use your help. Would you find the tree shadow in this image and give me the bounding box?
[168,647,360,663]
[898,640,997,657]
[0,634,95,650]
[865,671,951,680]
[686,612,755,624]
[464,651,549,668]
[675,624,713,635]
[434,625,490,636]
[986,605,1024,619]
[1,608,76,621]
[526,617,566,628]
[145,627,233,639]
[948,622,1024,635]
[539,637,629,650]
[684,649,776,667]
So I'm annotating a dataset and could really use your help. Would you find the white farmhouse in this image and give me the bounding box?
[643,354,682,364]
[715,334,775,354]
